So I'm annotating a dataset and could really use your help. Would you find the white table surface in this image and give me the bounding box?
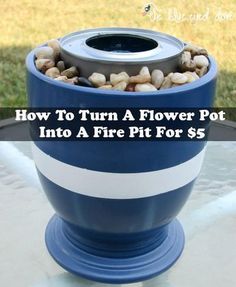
[0,141,236,287]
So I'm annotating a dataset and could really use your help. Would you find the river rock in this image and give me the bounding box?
[183,71,199,83]
[135,83,157,92]
[193,55,209,68]
[76,77,94,87]
[171,73,188,84]
[45,67,60,78]
[113,81,127,91]
[34,46,54,60]
[61,66,79,78]
[88,72,106,87]
[160,74,173,89]
[35,59,55,73]
[196,66,208,77]
[129,66,151,84]
[98,85,113,89]
[110,72,129,85]
[55,76,68,82]
[151,69,164,89]
[48,39,60,59]
[56,61,65,72]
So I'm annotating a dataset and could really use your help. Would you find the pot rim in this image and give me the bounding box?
[26,49,218,99]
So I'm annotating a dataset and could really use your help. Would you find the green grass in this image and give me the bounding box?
[0,0,236,107]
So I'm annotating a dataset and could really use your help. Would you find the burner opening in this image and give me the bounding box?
[86,34,158,53]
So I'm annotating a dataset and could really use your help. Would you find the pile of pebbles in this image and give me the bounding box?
[34,39,210,92]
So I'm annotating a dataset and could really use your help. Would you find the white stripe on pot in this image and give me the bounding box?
[32,143,205,199]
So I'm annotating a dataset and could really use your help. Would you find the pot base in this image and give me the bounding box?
[45,215,185,284]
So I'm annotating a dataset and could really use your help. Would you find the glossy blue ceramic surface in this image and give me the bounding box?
[26,47,217,283]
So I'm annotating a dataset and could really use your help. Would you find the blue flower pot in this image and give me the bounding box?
[26,48,217,284]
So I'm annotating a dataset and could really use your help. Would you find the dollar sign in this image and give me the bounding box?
[188,127,196,139]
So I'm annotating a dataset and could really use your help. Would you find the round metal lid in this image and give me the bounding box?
[59,27,184,64]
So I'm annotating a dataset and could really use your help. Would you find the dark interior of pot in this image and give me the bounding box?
[86,34,158,53]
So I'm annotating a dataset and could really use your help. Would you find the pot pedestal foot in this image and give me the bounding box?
[45,215,185,284]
